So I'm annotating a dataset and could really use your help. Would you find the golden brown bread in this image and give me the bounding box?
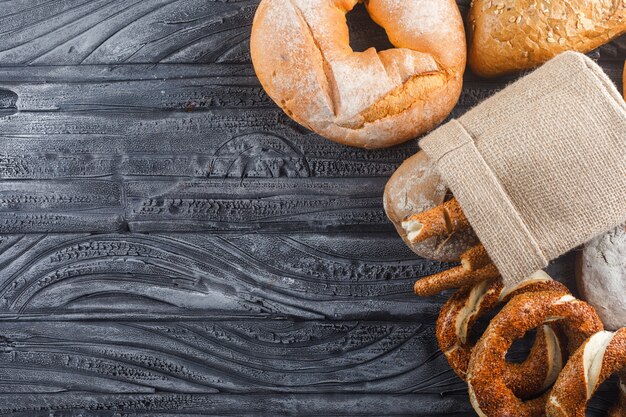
[436,274,569,397]
[468,0,626,77]
[467,291,604,417]
[251,0,466,148]
[383,151,478,262]
[546,328,626,417]
[402,198,470,244]
[412,244,500,297]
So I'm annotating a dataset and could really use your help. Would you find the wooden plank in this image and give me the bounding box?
[0,391,617,416]
[0,47,621,234]
[0,393,474,416]
[0,319,613,416]
[0,61,622,114]
[0,320,465,395]
[0,0,257,65]
[0,231,575,320]
[0,63,418,233]
[0,232,450,320]
[0,0,623,67]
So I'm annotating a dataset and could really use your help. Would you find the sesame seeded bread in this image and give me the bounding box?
[468,0,626,77]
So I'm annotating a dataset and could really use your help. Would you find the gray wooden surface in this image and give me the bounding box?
[0,1,623,415]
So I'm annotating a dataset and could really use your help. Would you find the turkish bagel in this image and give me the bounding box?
[251,0,466,148]
[437,273,569,397]
[547,328,626,417]
[467,291,604,417]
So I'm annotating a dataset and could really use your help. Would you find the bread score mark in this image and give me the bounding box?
[288,0,339,117]
[288,0,451,130]
[542,325,563,390]
[454,279,491,346]
[402,198,469,244]
[355,69,448,127]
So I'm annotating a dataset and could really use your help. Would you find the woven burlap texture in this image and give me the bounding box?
[420,51,626,286]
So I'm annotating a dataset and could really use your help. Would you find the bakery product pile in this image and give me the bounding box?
[252,0,624,148]
[251,1,626,415]
[388,195,626,416]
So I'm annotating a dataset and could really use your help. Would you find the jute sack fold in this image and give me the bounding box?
[419,51,626,286]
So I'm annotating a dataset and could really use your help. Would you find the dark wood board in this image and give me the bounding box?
[0,0,623,415]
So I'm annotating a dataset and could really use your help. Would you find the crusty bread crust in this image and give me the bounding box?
[383,151,478,262]
[437,276,569,397]
[468,0,626,77]
[251,0,466,148]
[577,223,626,330]
[547,328,626,417]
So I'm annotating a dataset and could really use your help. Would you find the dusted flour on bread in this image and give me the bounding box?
[578,224,626,330]
[251,0,466,148]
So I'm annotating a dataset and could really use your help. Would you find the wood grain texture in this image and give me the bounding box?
[0,0,623,415]
[0,320,464,394]
[0,60,622,233]
[0,232,451,320]
[0,393,473,416]
[0,63,418,233]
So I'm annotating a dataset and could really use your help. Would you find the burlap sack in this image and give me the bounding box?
[420,51,626,286]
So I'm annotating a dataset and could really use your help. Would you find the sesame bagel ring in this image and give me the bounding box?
[437,271,569,398]
[251,0,466,148]
[547,328,626,417]
[467,291,604,417]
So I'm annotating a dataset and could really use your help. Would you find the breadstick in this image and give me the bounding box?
[402,198,470,243]
[414,263,499,297]
[414,243,495,297]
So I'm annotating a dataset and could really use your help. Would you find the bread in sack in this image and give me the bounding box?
[384,152,478,262]
[416,52,626,286]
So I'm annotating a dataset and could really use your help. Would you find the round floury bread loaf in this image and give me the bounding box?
[577,224,626,331]
[383,151,478,262]
[251,0,466,148]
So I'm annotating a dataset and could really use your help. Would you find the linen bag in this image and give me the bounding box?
[419,51,626,286]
